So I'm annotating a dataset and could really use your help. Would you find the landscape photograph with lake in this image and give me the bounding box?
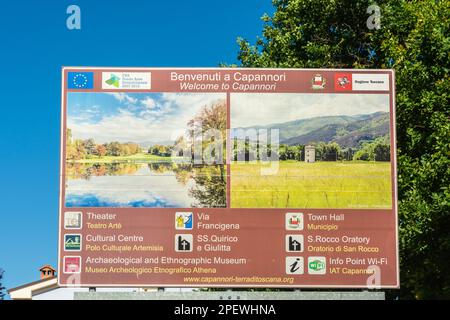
[230,93,393,209]
[65,91,227,208]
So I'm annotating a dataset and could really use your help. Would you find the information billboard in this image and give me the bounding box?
[59,67,398,288]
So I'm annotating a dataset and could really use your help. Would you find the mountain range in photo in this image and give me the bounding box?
[231,111,390,148]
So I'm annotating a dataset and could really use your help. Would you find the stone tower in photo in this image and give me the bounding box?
[305,145,316,163]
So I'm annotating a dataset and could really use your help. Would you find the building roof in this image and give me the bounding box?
[8,276,58,299]
[39,265,56,271]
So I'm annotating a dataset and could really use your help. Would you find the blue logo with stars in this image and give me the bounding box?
[68,72,94,89]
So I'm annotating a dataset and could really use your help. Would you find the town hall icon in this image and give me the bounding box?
[175,234,193,252]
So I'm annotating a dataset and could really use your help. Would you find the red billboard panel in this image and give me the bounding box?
[58,67,398,288]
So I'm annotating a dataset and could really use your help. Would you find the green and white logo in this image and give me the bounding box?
[105,74,120,88]
[65,234,82,251]
[308,256,326,274]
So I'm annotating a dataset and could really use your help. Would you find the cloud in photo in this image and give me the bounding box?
[66,165,196,207]
[67,92,225,146]
[106,92,138,104]
[231,93,390,128]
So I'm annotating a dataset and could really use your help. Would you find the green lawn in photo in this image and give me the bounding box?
[231,161,392,209]
[68,152,183,164]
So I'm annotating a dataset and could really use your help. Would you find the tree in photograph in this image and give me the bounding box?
[353,137,390,161]
[276,144,303,161]
[95,144,107,157]
[314,142,326,161]
[73,140,86,160]
[187,100,227,164]
[294,145,304,161]
[188,100,227,135]
[322,142,340,161]
[106,141,122,156]
[314,142,340,161]
[236,0,450,299]
[353,141,374,161]
[66,129,77,160]
[83,138,97,155]
[189,165,226,208]
[173,163,194,185]
[374,143,390,161]
[341,147,355,161]
[66,131,142,160]
[126,143,141,155]
[149,144,172,157]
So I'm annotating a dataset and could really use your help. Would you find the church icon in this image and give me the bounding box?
[175,234,193,252]
[286,235,304,252]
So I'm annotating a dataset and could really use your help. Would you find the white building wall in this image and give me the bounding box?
[33,287,137,300]
[33,287,194,300]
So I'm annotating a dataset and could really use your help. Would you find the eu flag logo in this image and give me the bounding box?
[68,72,94,89]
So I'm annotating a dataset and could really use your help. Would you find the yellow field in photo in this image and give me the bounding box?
[230,161,392,209]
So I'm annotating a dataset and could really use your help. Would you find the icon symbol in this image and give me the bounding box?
[175,234,193,252]
[63,256,81,274]
[286,257,304,275]
[68,72,94,89]
[286,212,304,230]
[64,211,82,229]
[64,234,82,251]
[286,235,304,252]
[311,74,326,89]
[73,74,87,87]
[175,212,193,230]
[105,74,120,88]
[308,256,327,275]
[334,73,352,91]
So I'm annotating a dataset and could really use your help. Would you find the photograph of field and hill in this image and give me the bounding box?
[230,93,393,209]
[65,92,227,208]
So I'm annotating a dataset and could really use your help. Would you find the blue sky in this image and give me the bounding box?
[68,92,225,145]
[0,0,274,295]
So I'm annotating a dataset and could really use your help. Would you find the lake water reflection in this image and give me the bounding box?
[65,162,226,208]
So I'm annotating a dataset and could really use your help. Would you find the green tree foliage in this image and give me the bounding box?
[106,141,122,156]
[83,138,96,155]
[66,129,76,159]
[66,130,142,159]
[233,139,390,163]
[103,142,140,157]
[353,137,391,161]
[233,141,304,161]
[95,144,107,157]
[315,142,341,161]
[374,143,390,161]
[185,100,227,163]
[189,165,227,208]
[279,144,304,160]
[237,0,450,299]
[341,147,355,161]
[149,144,172,157]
